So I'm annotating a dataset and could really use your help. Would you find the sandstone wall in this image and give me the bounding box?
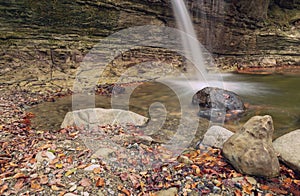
[0,0,299,91]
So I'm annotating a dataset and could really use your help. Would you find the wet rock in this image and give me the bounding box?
[222,115,280,177]
[200,126,233,148]
[273,129,300,173]
[192,87,245,122]
[61,108,149,130]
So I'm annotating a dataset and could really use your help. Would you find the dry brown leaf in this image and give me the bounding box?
[77,164,89,169]
[121,188,131,196]
[51,185,60,191]
[96,178,105,187]
[269,186,288,195]
[39,175,48,185]
[92,167,101,174]
[50,158,59,165]
[79,178,91,187]
[260,184,269,190]
[0,183,8,195]
[242,183,253,194]
[31,180,42,190]
[66,156,73,163]
[234,189,242,196]
[14,179,24,191]
[13,172,26,179]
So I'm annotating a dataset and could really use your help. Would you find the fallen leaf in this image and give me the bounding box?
[93,167,102,174]
[191,165,201,175]
[242,183,253,194]
[14,179,24,192]
[79,178,91,187]
[96,178,105,187]
[121,188,131,196]
[31,180,42,191]
[269,186,288,195]
[39,175,48,185]
[65,168,77,177]
[260,184,269,190]
[51,185,60,191]
[55,163,63,169]
[13,172,26,179]
[0,183,8,195]
[77,164,89,169]
[234,189,242,196]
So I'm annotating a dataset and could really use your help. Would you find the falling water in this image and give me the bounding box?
[171,0,223,88]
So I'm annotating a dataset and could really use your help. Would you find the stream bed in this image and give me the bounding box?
[28,73,300,140]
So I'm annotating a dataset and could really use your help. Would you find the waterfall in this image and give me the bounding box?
[171,0,224,88]
[171,0,207,79]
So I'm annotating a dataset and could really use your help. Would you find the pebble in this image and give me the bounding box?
[64,193,78,196]
[84,164,101,171]
[76,186,84,191]
[69,184,77,192]
[81,192,89,196]
[177,155,193,165]
[246,176,257,185]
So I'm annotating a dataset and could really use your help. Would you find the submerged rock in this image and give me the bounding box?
[273,129,300,173]
[200,126,233,148]
[222,115,280,177]
[61,108,149,130]
[192,87,245,122]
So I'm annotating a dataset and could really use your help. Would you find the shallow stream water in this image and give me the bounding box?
[28,73,300,140]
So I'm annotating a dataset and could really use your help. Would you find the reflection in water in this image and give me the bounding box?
[28,73,300,140]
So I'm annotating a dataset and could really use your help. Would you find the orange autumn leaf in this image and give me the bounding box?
[66,156,73,163]
[13,172,26,179]
[39,175,48,185]
[260,184,270,190]
[93,167,102,174]
[191,165,201,175]
[283,177,292,184]
[121,188,131,196]
[77,164,89,169]
[234,189,242,196]
[242,183,253,194]
[31,180,42,190]
[0,183,8,195]
[96,178,105,187]
[269,186,288,195]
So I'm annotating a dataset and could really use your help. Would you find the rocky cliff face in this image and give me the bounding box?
[0,0,299,91]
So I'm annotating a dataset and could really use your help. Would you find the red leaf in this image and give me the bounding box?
[0,183,8,195]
